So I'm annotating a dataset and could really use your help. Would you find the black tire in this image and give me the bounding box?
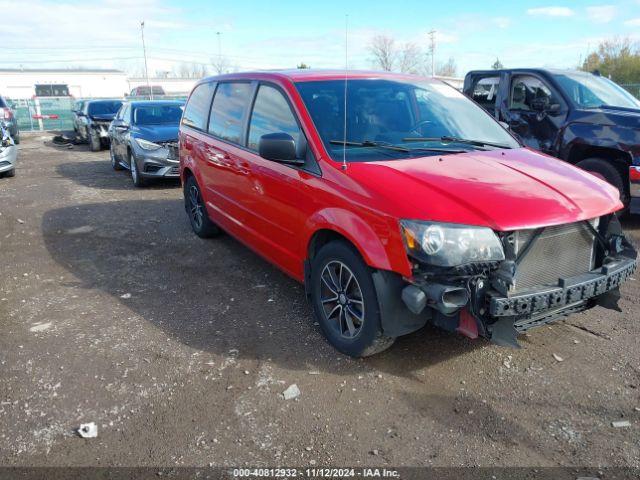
[576,158,629,205]
[310,241,395,357]
[89,132,101,152]
[110,144,123,170]
[129,151,146,187]
[184,175,221,238]
[4,168,15,178]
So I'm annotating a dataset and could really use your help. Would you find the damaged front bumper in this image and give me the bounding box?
[132,141,179,178]
[389,215,637,348]
[484,253,636,346]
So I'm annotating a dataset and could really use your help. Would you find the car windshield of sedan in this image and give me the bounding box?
[295,78,519,162]
[553,73,640,109]
[133,104,184,125]
[88,101,122,116]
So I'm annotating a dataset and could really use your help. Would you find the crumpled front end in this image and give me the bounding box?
[399,214,637,347]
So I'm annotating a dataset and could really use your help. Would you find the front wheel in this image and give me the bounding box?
[3,168,15,178]
[184,175,221,238]
[129,151,146,187]
[310,241,395,357]
[576,157,628,205]
[89,132,101,152]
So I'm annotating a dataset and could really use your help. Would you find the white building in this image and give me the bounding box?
[127,77,196,96]
[0,68,129,99]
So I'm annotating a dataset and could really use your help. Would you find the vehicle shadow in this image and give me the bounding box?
[41,199,483,377]
[56,161,180,191]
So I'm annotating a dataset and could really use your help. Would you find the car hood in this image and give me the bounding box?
[573,106,640,130]
[345,148,622,231]
[90,113,116,122]
[132,124,179,143]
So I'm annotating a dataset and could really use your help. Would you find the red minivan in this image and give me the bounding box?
[179,70,637,357]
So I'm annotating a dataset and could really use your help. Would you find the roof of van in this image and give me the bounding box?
[197,69,440,84]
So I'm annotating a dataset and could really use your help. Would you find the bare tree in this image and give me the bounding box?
[492,58,504,70]
[369,35,397,71]
[436,57,457,77]
[211,56,232,75]
[398,42,422,74]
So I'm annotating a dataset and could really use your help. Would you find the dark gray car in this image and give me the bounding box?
[0,96,20,144]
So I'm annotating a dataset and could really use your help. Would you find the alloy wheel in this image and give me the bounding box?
[319,260,365,339]
[188,185,204,230]
[130,155,138,183]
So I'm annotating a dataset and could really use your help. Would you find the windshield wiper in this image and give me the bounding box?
[329,139,466,155]
[402,136,512,149]
[330,139,411,152]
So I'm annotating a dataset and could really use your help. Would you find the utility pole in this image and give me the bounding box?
[140,21,153,100]
[216,31,222,60]
[428,30,436,77]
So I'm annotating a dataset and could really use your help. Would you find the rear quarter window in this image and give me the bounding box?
[208,82,253,145]
[182,82,216,131]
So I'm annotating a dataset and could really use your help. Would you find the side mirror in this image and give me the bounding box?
[112,119,128,130]
[259,133,304,165]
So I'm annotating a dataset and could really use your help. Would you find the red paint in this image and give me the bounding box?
[457,309,479,339]
[180,71,624,283]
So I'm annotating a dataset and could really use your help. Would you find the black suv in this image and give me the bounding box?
[464,69,640,213]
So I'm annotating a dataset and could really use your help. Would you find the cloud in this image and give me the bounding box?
[586,5,617,23]
[624,18,640,26]
[526,6,575,17]
[492,17,512,29]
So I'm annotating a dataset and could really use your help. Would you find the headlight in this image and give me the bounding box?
[135,138,162,151]
[400,220,505,267]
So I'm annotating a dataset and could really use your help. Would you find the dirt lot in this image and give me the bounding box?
[0,134,639,468]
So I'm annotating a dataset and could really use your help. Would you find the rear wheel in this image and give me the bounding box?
[184,175,221,238]
[576,157,628,204]
[310,241,395,357]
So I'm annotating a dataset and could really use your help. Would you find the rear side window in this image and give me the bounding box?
[208,82,253,144]
[0,97,7,108]
[182,82,216,130]
[248,85,301,151]
[470,76,500,111]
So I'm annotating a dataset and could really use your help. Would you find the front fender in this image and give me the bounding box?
[559,122,638,162]
[305,208,411,277]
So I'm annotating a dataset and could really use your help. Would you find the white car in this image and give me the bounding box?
[0,124,17,178]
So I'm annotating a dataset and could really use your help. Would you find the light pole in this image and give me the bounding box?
[428,30,436,77]
[140,20,153,100]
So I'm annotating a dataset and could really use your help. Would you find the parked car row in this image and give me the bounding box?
[175,69,637,357]
[73,69,637,358]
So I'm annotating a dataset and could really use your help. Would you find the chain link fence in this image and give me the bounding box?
[7,95,188,132]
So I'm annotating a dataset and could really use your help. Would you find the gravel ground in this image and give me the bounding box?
[0,134,639,468]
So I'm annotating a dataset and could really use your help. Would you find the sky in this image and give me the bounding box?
[2,0,640,77]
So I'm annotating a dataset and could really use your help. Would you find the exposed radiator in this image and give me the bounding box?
[511,219,599,294]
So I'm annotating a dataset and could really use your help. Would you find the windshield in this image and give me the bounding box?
[133,104,183,125]
[296,78,519,162]
[553,73,640,109]
[88,101,122,116]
